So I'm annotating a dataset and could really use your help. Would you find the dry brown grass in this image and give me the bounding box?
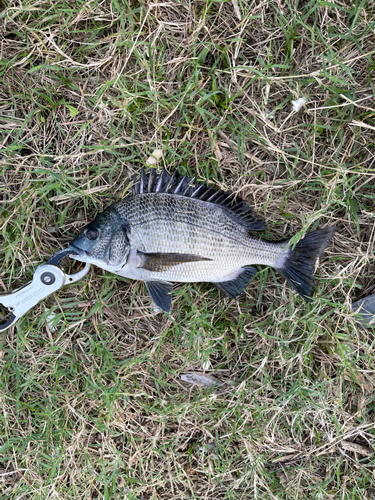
[1,0,375,498]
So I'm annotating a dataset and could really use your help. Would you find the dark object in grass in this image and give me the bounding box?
[19,148,32,156]
[69,169,336,313]
[352,294,375,329]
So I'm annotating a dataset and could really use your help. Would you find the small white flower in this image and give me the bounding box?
[292,97,307,112]
[202,359,211,370]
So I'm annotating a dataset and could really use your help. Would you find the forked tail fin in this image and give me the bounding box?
[276,227,336,301]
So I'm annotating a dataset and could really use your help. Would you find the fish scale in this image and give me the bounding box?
[69,168,336,312]
[116,193,280,283]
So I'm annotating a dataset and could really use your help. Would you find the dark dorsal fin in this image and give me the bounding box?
[131,168,266,232]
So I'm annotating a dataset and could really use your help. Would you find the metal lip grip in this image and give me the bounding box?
[0,249,90,331]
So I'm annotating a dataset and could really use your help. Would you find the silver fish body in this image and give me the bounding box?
[113,193,286,283]
[69,169,336,312]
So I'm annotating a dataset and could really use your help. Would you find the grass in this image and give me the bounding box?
[0,0,375,498]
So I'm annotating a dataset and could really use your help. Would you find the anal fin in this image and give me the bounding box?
[212,266,257,300]
[145,280,173,313]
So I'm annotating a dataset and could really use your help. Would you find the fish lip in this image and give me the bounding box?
[68,244,87,257]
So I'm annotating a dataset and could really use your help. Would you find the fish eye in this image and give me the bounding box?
[86,229,99,240]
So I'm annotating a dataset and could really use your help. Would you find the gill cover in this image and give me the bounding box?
[109,225,130,265]
[69,205,130,266]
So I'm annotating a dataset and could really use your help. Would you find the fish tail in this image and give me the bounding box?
[275,227,336,301]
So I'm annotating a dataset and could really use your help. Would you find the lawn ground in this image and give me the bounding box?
[1,0,375,498]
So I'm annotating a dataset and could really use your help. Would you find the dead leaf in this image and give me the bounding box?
[181,373,216,387]
[271,453,301,463]
[185,465,196,475]
[232,0,242,20]
[213,143,222,161]
[146,149,163,165]
[78,299,97,307]
[341,440,372,456]
[217,141,230,148]
[344,370,372,393]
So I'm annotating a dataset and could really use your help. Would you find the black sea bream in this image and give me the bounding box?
[69,169,336,312]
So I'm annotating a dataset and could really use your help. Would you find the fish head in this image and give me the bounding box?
[69,205,130,268]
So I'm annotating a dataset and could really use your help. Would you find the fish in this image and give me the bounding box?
[352,293,375,329]
[69,168,336,313]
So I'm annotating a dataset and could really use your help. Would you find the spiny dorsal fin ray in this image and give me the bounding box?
[140,168,148,193]
[132,173,140,195]
[131,168,266,232]
[148,168,157,193]
[174,174,189,194]
[165,170,179,193]
[155,169,170,192]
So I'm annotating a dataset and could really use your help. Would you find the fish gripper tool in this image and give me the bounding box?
[0,248,90,331]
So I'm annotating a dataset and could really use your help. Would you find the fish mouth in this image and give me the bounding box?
[68,244,88,258]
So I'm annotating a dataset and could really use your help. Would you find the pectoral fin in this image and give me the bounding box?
[138,251,211,272]
[145,280,173,313]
